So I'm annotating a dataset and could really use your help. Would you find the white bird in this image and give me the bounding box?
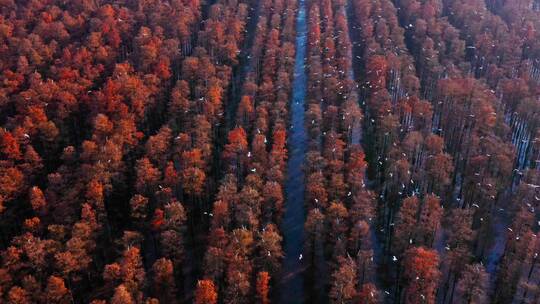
[299,254,303,260]
[392,256,398,262]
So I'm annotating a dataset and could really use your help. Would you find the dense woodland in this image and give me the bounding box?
[0,0,540,303]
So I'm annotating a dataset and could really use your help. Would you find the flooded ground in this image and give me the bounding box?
[279,0,308,303]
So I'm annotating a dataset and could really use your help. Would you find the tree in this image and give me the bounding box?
[237,96,255,128]
[145,126,172,166]
[224,263,251,304]
[0,167,24,212]
[256,223,283,273]
[0,130,21,160]
[347,149,367,193]
[181,149,206,196]
[223,127,248,177]
[357,283,380,304]
[163,161,178,190]
[350,221,374,285]
[116,247,145,300]
[494,206,535,303]
[8,286,30,304]
[29,186,46,215]
[365,55,388,92]
[329,256,358,304]
[160,201,187,268]
[151,209,165,231]
[393,196,420,255]
[255,271,270,304]
[169,80,191,122]
[455,264,488,304]
[305,208,325,261]
[269,129,287,174]
[45,276,71,304]
[326,202,349,257]
[130,195,148,228]
[402,247,440,304]
[424,135,453,194]
[195,280,217,304]
[417,195,442,246]
[111,285,134,304]
[152,258,176,304]
[135,157,161,194]
[262,181,284,222]
[440,208,474,302]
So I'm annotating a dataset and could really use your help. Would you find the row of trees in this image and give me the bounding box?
[302,0,380,302]
[347,0,540,302]
[350,0,451,302]
[0,0,195,301]
[443,0,540,171]
[121,0,254,302]
[195,0,298,302]
[0,0,255,302]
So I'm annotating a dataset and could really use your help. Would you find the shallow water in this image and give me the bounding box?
[279,0,308,302]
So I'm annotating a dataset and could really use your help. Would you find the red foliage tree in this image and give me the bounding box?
[45,276,71,304]
[255,271,270,304]
[151,258,176,303]
[402,247,440,304]
[195,280,218,304]
[223,127,248,177]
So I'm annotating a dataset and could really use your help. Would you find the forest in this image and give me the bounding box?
[0,0,539,303]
